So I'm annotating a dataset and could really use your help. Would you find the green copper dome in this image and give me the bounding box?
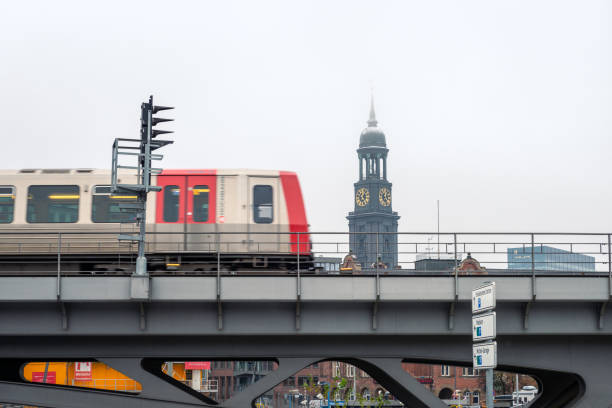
[359,127,386,148]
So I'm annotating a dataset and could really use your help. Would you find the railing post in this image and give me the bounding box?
[608,234,612,297]
[217,232,221,282]
[531,233,536,299]
[376,232,380,293]
[296,232,301,331]
[297,232,301,294]
[56,233,62,299]
[217,232,222,330]
[376,232,379,274]
[376,232,380,299]
[453,233,458,300]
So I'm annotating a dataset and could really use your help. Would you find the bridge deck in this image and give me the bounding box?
[0,275,608,302]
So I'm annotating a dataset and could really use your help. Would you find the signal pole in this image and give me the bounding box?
[111,96,174,284]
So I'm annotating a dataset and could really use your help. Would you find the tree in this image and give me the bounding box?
[494,371,508,394]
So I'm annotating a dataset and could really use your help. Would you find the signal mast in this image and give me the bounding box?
[110,96,174,282]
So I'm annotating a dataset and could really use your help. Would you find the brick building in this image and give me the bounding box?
[200,360,489,406]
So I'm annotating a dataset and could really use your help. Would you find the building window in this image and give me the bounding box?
[346,365,355,378]
[91,185,138,223]
[440,365,450,377]
[462,367,478,376]
[27,185,79,223]
[163,185,180,222]
[332,362,341,378]
[192,185,209,222]
[0,186,15,223]
[298,376,318,386]
[253,185,273,224]
[472,391,480,404]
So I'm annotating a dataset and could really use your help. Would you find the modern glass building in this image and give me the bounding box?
[507,246,595,272]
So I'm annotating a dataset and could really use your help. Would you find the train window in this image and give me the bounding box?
[26,185,79,223]
[192,185,209,222]
[163,185,180,222]
[0,186,15,223]
[253,185,273,224]
[92,185,138,223]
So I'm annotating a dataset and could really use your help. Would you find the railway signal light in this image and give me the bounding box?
[140,97,174,151]
[111,95,176,280]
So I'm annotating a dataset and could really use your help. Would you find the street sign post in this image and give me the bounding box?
[472,282,496,313]
[473,341,497,369]
[472,312,496,342]
[472,281,497,408]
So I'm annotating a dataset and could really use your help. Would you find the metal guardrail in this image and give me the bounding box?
[0,231,609,273]
[179,379,218,393]
[70,378,141,392]
[1,231,610,321]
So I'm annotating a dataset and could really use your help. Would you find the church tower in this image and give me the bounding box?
[347,98,400,268]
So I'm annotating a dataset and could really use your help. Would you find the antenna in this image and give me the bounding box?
[437,200,440,259]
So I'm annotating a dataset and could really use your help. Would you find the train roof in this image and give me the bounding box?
[0,169,296,176]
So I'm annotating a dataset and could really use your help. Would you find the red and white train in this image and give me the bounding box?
[0,168,311,272]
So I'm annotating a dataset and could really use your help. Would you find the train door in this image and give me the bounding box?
[247,176,280,253]
[185,175,216,252]
[155,175,187,251]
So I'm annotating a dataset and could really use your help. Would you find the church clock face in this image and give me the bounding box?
[355,187,370,206]
[379,187,391,206]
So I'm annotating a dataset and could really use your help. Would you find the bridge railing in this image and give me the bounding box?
[0,231,610,278]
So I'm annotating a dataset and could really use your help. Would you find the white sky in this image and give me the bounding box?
[1,0,610,233]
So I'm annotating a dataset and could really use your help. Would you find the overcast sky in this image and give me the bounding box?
[1,0,610,234]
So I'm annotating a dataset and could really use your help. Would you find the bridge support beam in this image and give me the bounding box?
[0,356,448,408]
[356,358,447,408]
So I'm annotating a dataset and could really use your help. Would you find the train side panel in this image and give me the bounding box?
[279,171,310,254]
[0,168,310,271]
[0,170,142,260]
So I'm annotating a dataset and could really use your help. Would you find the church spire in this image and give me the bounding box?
[367,93,378,127]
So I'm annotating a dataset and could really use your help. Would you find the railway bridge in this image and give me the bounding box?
[0,273,611,408]
[1,232,612,408]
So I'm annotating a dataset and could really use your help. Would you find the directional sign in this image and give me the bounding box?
[472,282,496,313]
[473,341,497,369]
[472,312,496,342]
